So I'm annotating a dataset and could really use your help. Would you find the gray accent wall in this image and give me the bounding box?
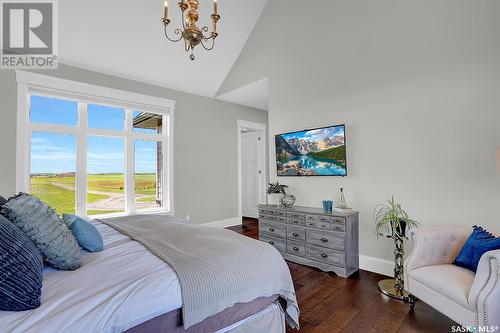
[219,0,500,260]
[0,64,268,224]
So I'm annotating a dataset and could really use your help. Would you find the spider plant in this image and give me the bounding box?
[374,197,419,239]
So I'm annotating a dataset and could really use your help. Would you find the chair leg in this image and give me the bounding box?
[407,294,417,309]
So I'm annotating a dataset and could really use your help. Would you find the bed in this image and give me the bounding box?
[0,220,296,333]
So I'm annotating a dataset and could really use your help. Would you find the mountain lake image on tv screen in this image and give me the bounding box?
[275,125,347,176]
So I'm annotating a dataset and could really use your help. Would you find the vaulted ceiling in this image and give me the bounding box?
[59,0,268,98]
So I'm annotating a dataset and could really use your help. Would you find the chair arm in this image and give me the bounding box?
[468,250,500,327]
[405,226,470,273]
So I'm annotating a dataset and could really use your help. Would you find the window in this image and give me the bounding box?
[30,132,77,215]
[17,72,174,218]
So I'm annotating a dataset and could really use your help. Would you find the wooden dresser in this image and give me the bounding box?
[258,204,359,278]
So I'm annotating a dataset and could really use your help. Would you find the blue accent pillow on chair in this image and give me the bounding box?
[453,226,500,272]
[0,214,43,311]
[63,214,104,252]
[3,193,82,270]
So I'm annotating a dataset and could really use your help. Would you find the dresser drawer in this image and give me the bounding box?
[317,222,331,230]
[287,226,306,242]
[306,245,345,267]
[318,216,332,223]
[275,216,287,223]
[260,234,286,252]
[261,214,276,221]
[306,229,345,250]
[265,209,276,216]
[306,214,320,222]
[287,212,305,220]
[287,241,306,257]
[259,213,274,220]
[332,217,346,224]
[287,218,306,226]
[306,220,318,228]
[275,210,287,218]
[260,221,287,238]
[331,223,345,232]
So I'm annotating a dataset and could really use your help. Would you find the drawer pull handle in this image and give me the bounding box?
[334,226,342,231]
[269,228,275,232]
[321,238,328,243]
[269,241,275,245]
[293,246,299,251]
[292,233,299,237]
[321,253,328,258]
[308,223,315,226]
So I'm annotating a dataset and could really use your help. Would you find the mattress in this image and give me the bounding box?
[0,221,278,333]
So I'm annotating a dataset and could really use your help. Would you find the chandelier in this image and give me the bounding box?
[162,0,220,61]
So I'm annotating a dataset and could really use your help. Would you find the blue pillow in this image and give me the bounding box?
[63,214,104,252]
[3,193,82,270]
[0,214,43,311]
[453,226,500,272]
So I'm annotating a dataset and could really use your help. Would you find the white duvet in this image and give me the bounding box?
[0,222,184,333]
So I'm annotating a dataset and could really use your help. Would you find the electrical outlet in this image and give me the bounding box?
[185,215,190,222]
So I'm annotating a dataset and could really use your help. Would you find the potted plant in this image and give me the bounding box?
[267,181,288,206]
[374,197,419,301]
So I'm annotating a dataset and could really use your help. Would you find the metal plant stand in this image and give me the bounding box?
[378,235,408,300]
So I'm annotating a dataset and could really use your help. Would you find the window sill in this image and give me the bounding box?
[88,209,174,220]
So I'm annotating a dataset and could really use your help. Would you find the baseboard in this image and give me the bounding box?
[359,255,394,277]
[204,217,242,228]
[242,208,258,219]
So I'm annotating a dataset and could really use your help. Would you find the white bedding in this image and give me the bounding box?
[0,221,183,333]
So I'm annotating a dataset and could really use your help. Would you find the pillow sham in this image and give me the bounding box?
[453,226,500,272]
[63,214,104,252]
[3,193,82,270]
[0,214,43,311]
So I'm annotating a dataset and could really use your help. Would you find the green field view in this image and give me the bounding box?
[30,174,157,215]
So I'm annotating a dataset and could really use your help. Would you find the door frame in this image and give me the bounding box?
[237,120,267,220]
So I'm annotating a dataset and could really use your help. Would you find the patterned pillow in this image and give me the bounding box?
[3,193,82,270]
[0,215,43,311]
[0,195,7,207]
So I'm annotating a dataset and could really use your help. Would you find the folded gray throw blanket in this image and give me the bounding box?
[100,215,299,329]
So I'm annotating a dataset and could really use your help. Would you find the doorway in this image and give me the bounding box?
[237,120,267,219]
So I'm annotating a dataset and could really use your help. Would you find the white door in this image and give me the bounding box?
[241,131,260,218]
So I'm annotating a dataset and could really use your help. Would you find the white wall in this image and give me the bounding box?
[0,64,268,224]
[219,0,500,260]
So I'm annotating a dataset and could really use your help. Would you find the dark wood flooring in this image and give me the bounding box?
[228,218,457,333]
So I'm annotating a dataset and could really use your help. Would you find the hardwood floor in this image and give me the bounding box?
[228,218,457,333]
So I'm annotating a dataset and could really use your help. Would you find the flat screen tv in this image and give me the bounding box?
[275,124,347,176]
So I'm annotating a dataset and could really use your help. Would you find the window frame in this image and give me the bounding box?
[15,70,175,218]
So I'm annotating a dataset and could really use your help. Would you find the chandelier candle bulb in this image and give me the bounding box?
[164,1,168,19]
[214,0,218,15]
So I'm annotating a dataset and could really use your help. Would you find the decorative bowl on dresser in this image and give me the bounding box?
[258,204,359,278]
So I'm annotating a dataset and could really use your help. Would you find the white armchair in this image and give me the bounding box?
[404,226,500,328]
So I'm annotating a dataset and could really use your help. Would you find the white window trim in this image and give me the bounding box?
[15,70,175,218]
